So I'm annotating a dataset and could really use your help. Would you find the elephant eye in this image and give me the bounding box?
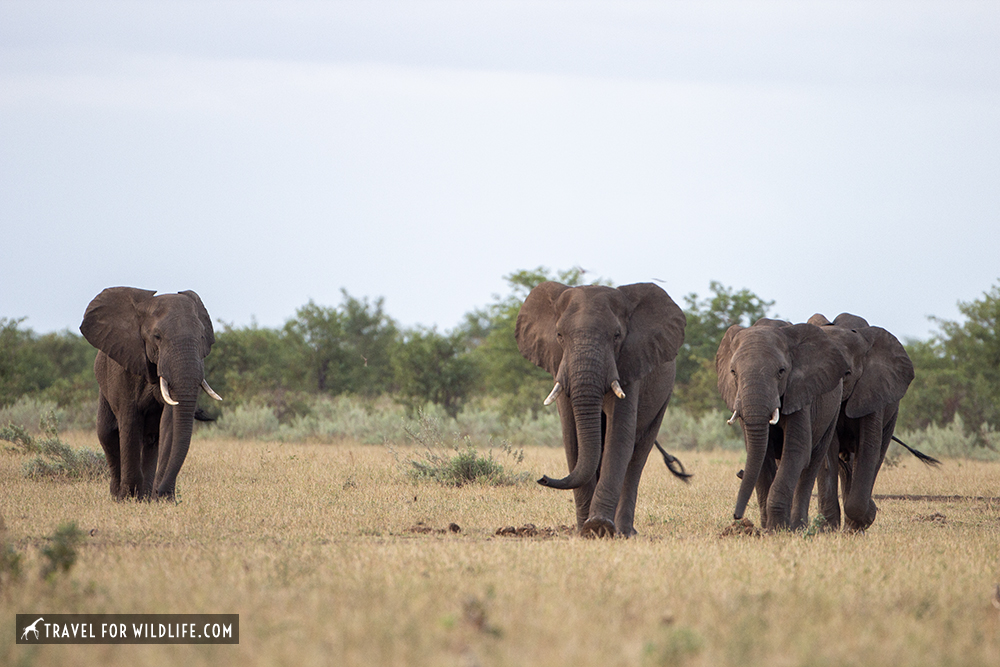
[730,369,737,377]
[556,332,563,342]
[614,330,622,341]
[777,367,786,377]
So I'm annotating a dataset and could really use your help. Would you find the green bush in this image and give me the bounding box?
[395,412,529,486]
[40,522,84,581]
[213,403,281,440]
[895,415,999,462]
[1,413,106,479]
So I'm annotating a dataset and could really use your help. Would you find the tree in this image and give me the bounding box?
[205,320,308,403]
[392,327,479,418]
[901,280,1000,438]
[0,319,97,408]
[282,291,398,396]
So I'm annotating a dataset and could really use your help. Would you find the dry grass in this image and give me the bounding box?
[2,432,999,667]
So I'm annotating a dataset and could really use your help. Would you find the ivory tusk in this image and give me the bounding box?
[543,382,562,406]
[201,379,223,401]
[770,408,781,425]
[727,410,738,425]
[160,377,179,406]
[611,380,625,399]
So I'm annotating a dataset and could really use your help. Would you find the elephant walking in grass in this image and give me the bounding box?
[808,313,933,531]
[81,287,222,500]
[716,319,850,531]
[515,282,688,538]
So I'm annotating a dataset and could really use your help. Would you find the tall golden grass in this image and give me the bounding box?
[2,432,999,666]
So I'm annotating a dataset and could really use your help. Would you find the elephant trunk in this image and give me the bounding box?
[154,342,203,499]
[733,416,771,521]
[538,365,608,490]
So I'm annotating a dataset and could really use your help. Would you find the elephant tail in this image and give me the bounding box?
[654,441,692,483]
[891,435,942,467]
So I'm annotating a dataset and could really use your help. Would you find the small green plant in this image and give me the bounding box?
[803,514,828,538]
[393,412,528,486]
[1,412,106,479]
[40,522,84,581]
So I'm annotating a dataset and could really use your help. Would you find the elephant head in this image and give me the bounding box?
[81,287,221,498]
[807,313,913,419]
[515,282,686,492]
[716,320,849,522]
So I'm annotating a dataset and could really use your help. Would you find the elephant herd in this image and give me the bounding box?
[81,283,935,538]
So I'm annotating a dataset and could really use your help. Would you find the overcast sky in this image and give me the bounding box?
[2,1,998,342]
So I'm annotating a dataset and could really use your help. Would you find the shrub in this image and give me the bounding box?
[895,415,999,462]
[40,522,84,581]
[659,407,744,451]
[393,412,529,486]
[213,403,281,440]
[1,413,106,479]
[0,397,66,434]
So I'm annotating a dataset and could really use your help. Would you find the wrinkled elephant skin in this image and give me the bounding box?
[81,287,220,500]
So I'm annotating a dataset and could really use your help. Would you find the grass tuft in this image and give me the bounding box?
[393,412,529,486]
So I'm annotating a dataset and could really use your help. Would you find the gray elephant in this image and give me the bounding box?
[716,319,850,530]
[81,287,222,500]
[808,313,917,531]
[515,282,687,538]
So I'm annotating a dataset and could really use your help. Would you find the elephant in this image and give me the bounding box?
[80,287,222,500]
[716,319,850,530]
[515,281,687,538]
[808,313,918,531]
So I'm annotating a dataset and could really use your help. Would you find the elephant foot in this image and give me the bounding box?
[581,517,616,538]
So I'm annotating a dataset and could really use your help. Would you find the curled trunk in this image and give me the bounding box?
[538,383,605,490]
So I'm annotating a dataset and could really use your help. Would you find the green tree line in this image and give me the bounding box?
[3,272,999,444]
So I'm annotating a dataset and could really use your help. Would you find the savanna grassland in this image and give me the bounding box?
[2,433,999,667]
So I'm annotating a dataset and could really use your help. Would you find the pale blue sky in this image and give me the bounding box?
[2,1,998,341]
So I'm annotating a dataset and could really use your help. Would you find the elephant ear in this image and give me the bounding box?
[616,283,686,385]
[179,290,216,356]
[515,281,571,376]
[80,287,157,379]
[715,325,743,411]
[845,326,914,418]
[781,323,850,415]
[832,312,870,330]
[807,313,832,327]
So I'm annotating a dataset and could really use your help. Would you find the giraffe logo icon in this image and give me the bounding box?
[20,617,44,641]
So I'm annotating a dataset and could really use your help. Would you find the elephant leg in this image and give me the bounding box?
[96,394,121,497]
[117,415,145,500]
[138,407,162,500]
[754,431,778,528]
[613,401,666,537]
[791,402,840,530]
[817,433,842,530]
[844,412,885,531]
[583,392,639,538]
[766,413,812,530]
